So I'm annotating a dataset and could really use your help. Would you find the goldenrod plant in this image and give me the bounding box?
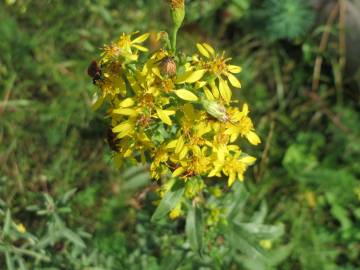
[90,0,260,222]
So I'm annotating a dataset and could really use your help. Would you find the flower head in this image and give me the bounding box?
[91,31,260,218]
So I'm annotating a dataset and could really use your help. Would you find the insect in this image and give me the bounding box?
[106,127,119,152]
[87,60,102,84]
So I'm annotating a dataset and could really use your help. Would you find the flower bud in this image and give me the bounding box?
[201,99,228,122]
[168,0,185,30]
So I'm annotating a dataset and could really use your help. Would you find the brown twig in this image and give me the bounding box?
[307,91,350,133]
[256,119,275,181]
[338,0,347,71]
[0,87,12,115]
[311,2,339,93]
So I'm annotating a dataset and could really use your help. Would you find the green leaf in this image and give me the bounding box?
[227,223,266,259]
[5,251,14,270]
[151,187,184,222]
[226,182,249,221]
[122,172,150,190]
[122,165,147,179]
[16,256,27,270]
[62,229,86,248]
[160,250,184,270]
[250,201,268,224]
[267,244,293,266]
[3,209,11,236]
[60,188,77,204]
[234,222,285,240]
[186,205,203,256]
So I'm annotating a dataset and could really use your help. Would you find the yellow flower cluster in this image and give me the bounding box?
[92,31,260,187]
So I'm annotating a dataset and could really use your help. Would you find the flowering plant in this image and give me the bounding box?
[89,0,260,220]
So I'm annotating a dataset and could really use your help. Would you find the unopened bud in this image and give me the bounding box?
[201,99,228,122]
[168,0,185,30]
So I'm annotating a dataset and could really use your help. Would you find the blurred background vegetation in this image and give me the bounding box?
[0,0,359,269]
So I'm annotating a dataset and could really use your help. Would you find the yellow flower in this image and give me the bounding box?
[101,32,149,63]
[206,206,222,226]
[169,203,182,219]
[209,149,256,186]
[196,43,242,104]
[259,239,272,250]
[16,223,26,234]
[92,32,260,203]
[224,104,261,145]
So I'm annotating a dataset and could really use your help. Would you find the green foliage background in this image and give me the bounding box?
[1,0,359,269]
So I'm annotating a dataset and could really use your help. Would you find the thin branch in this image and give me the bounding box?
[311,2,339,93]
[306,91,350,133]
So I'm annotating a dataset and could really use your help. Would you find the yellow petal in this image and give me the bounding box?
[156,108,173,125]
[91,93,104,111]
[172,167,185,177]
[132,44,148,52]
[246,131,261,145]
[119,98,135,108]
[195,80,207,89]
[174,89,198,101]
[163,109,175,116]
[175,136,185,154]
[202,43,215,56]
[228,171,236,186]
[113,122,133,138]
[112,108,138,116]
[166,140,178,148]
[228,65,242,74]
[242,103,249,115]
[196,43,210,58]
[241,156,256,165]
[132,33,150,43]
[227,73,241,88]
[210,81,220,98]
[113,77,127,95]
[152,67,162,78]
[203,86,214,100]
[179,146,189,160]
[176,69,207,84]
[183,103,195,119]
[192,145,201,157]
[219,78,231,104]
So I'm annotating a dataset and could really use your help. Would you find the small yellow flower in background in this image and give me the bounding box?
[16,223,26,234]
[304,191,317,208]
[90,30,261,217]
[354,187,360,201]
[259,239,272,250]
[207,206,224,226]
[169,203,182,219]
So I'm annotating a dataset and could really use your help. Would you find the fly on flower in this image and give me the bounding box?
[87,60,102,84]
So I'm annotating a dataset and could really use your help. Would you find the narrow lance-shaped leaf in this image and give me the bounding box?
[62,228,86,248]
[5,251,14,270]
[186,205,203,256]
[3,209,11,236]
[233,222,285,240]
[151,187,184,222]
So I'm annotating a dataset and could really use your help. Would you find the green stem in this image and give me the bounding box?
[171,27,179,53]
